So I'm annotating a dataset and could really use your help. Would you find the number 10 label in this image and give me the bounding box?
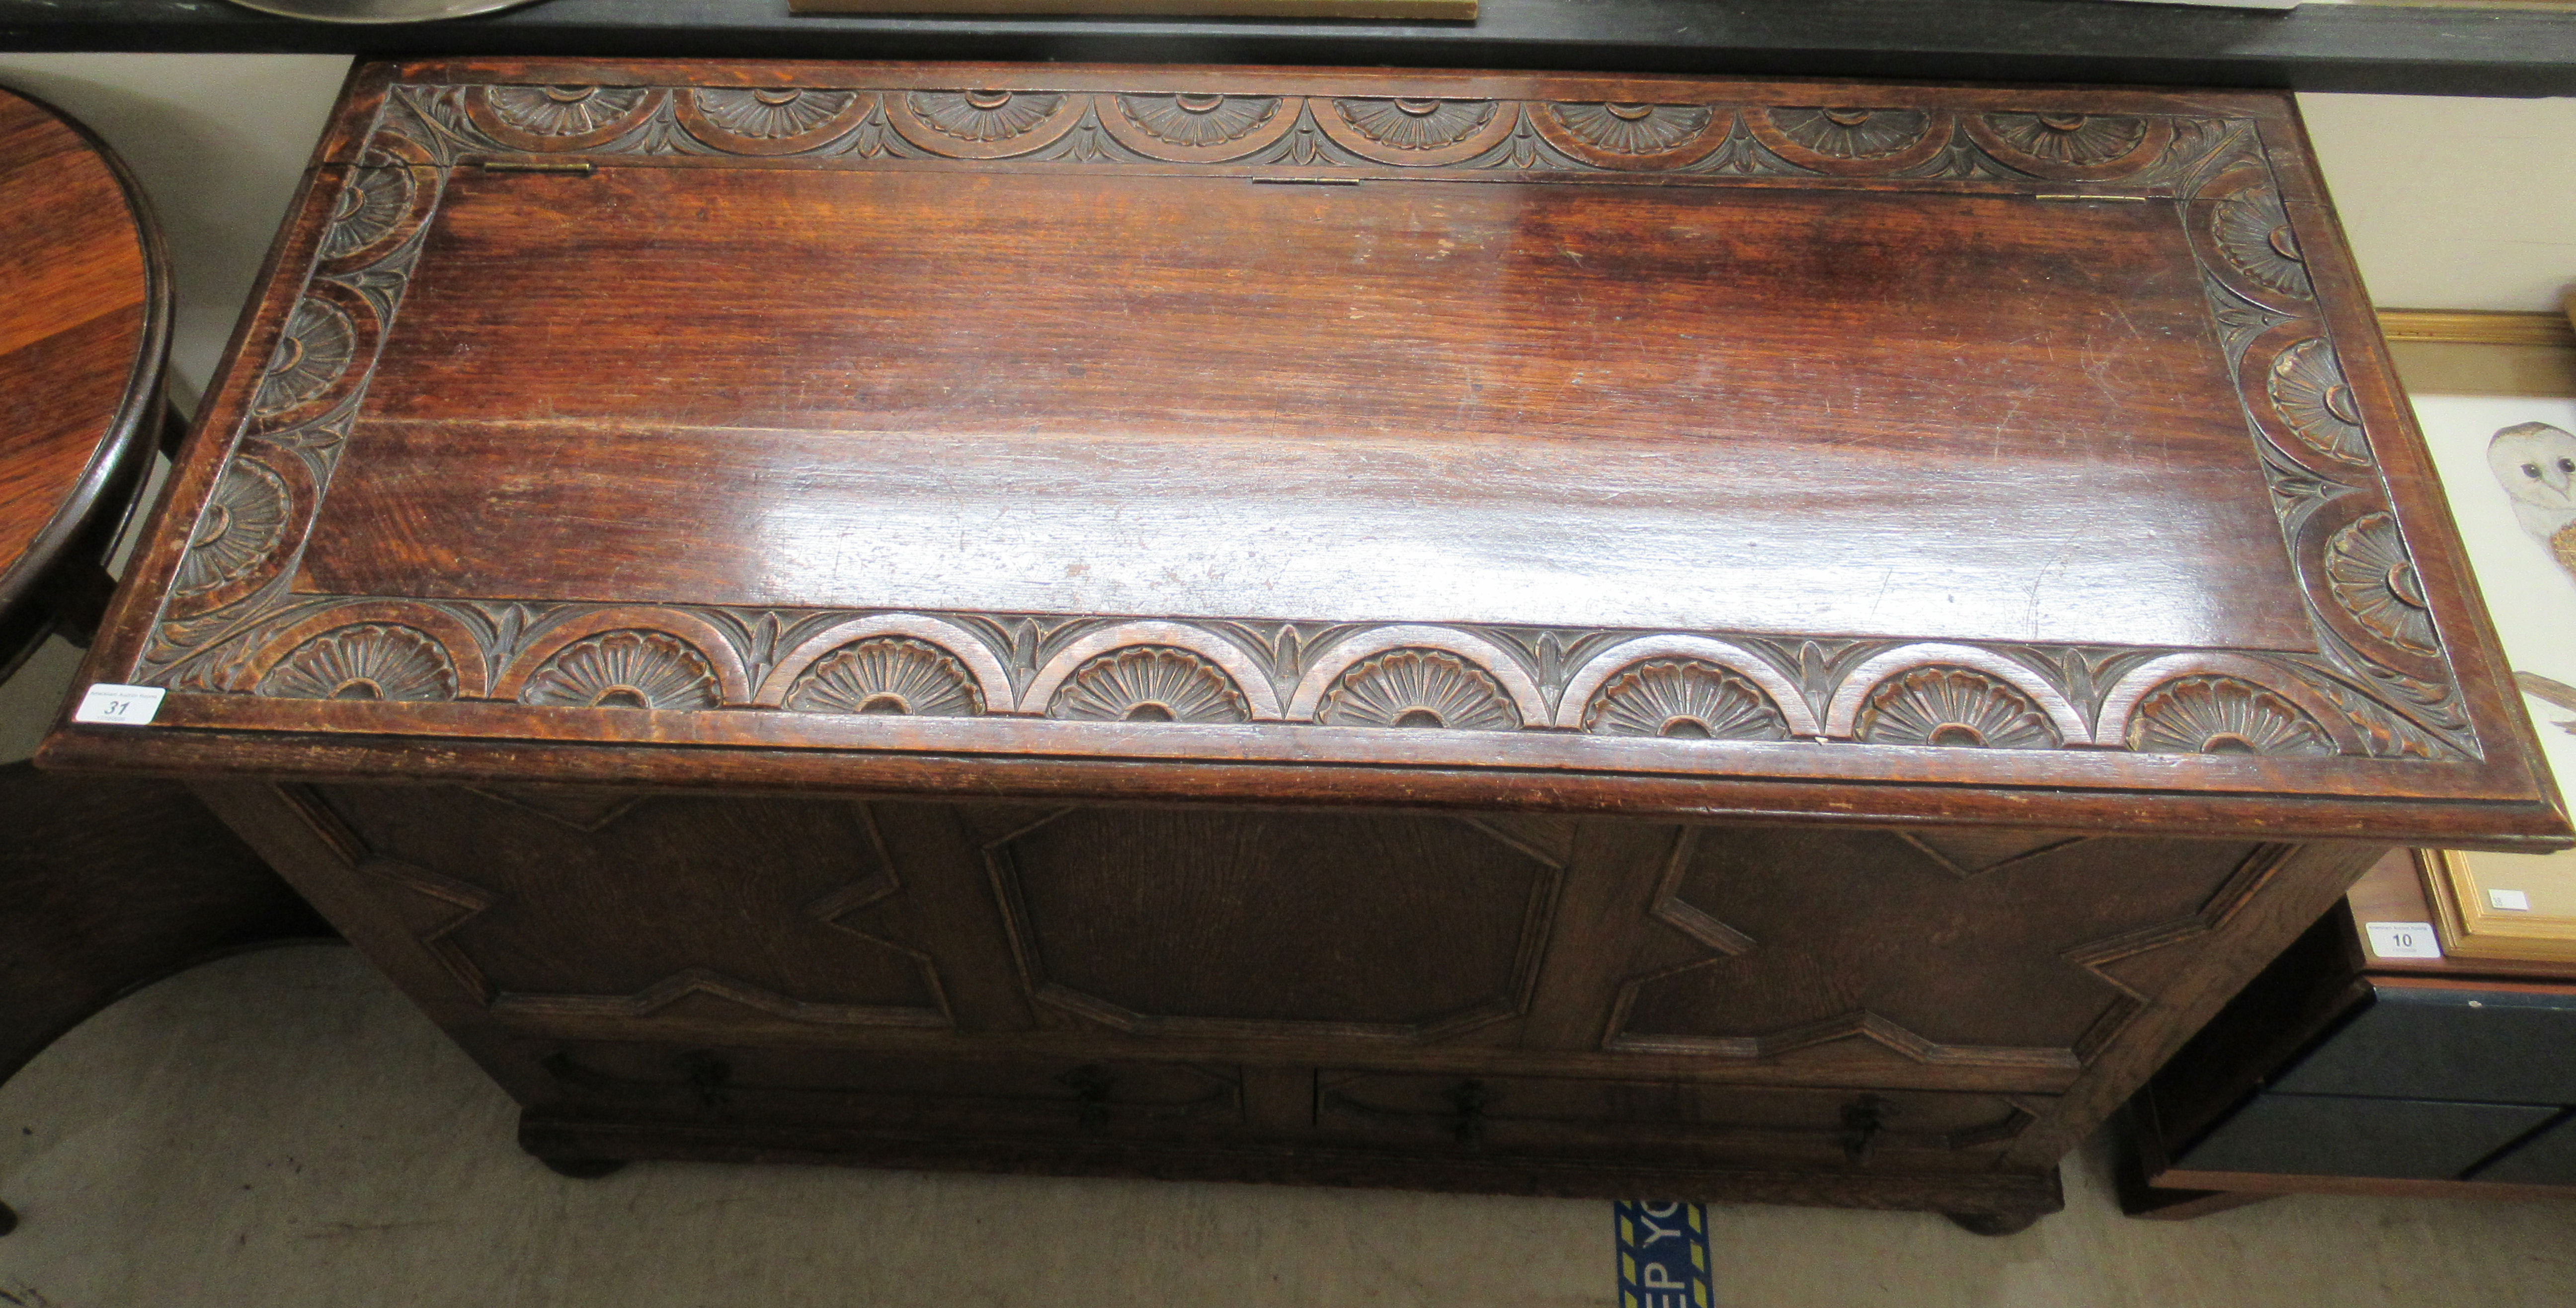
[2366,921,2442,960]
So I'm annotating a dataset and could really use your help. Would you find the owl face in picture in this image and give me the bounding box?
[2490,422,2576,511]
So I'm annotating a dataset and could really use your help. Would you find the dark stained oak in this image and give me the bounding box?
[45,62,2575,1228]
[0,85,169,676]
[311,169,2298,648]
[47,64,2569,838]
[0,763,329,1090]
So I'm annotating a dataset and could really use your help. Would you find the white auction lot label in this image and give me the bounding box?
[72,683,165,726]
[2365,921,2442,960]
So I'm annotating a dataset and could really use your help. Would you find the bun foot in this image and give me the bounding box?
[539,1156,629,1180]
[0,1199,17,1236]
[1945,1209,2042,1237]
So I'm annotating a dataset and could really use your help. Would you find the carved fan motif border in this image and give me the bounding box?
[371,83,2248,185]
[128,77,2475,768]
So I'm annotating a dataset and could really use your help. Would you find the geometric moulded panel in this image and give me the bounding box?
[1612,826,2266,1066]
[988,808,1563,1042]
[322,786,948,1028]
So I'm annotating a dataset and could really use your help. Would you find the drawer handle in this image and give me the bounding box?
[1445,1079,1490,1149]
[1840,1094,1890,1166]
[1059,1064,1116,1133]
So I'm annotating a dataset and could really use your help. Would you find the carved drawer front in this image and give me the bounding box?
[1317,1071,2040,1170]
[313,785,958,1035]
[536,1041,1242,1137]
[1605,827,2281,1078]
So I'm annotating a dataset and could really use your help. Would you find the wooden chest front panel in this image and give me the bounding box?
[280,784,2277,1130]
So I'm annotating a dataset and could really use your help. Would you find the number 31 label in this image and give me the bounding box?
[2366,921,2442,960]
[72,683,165,726]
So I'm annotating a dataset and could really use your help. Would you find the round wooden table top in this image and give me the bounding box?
[0,85,167,652]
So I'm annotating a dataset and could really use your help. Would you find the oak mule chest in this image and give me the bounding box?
[44,61,2569,1232]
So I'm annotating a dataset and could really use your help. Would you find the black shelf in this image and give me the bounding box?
[5,0,2574,97]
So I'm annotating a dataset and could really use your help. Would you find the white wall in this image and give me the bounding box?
[2297,92,2576,313]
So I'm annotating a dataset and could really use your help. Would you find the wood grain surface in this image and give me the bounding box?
[311,166,2301,648]
[51,63,2566,847]
[0,86,163,631]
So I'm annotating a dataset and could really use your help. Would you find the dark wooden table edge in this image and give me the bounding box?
[6,0,2576,97]
[0,935,339,1090]
[0,84,171,676]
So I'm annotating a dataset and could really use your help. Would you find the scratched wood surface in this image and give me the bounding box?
[0,86,162,645]
[311,167,2299,649]
[48,62,2569,846]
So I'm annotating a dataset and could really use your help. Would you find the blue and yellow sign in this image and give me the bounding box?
[1614,1200,1711,1308]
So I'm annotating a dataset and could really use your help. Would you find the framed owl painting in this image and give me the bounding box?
[2419,392,2576,959]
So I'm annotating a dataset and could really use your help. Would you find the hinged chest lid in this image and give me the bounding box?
[48,60,2572,847]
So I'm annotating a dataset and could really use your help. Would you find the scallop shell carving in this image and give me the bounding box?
[1050,646,1250,724]
[784,636,981,717]
[483,85,651,138]
[1585,659,1790,741]
[252,298,357,416]
[1331,98,1498,151]
[2267,338,2369,463]
[258,624,458,703]
[320,163,415,259]
[908,90,1065,143]
[1766,107,1933,159]
[1546,102,1715,155]
[1116,93,1281,147]
[174,460,292,596]
[1318,648,1518,731]
[1975,112,2148,165]
[2126,676,2334,758]
[2212,183,2313,299]
[2326,513,2439,655]
[690,87,862,140]
[520,629,721,710]
[1853,667,2061,749]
